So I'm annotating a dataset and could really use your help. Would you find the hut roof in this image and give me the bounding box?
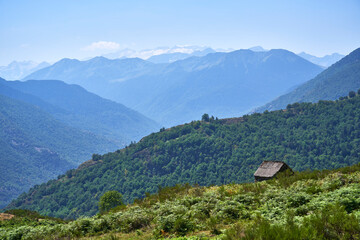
[254,161,289,178]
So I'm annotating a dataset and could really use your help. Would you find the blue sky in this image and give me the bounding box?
[0,0,359,65]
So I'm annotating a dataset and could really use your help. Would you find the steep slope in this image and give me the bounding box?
[8,93,360,219]
[1,78,160,145]
[298,52,344,68]
[110,49,323,126]
[23,49,323,127]
[0,94,117,208]
[256,47,360,112]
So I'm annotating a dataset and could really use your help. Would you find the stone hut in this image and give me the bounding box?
[254,161,293,182]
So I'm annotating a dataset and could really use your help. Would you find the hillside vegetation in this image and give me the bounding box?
[256,47,360,112]
[2,163,360,239]
[7,92,360,219]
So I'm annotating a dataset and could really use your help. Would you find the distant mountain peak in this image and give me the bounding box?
[146,47,216,64]
[57,58,80,64]
[86,56,110,63]
[0,61,51,80]
[249,46,267,52]
[297,51,345,67]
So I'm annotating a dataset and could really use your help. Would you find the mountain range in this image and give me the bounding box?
[24,48,323,126]
[103,45,221,60]
[2,46,341,82]
[24,57,159,97]
[256,47,360,112]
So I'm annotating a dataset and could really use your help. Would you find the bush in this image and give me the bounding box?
[303,203,360,239]
[242,204,360,240]
[173,217,195,236]
[99,191,124,213]
[349,91,356,98]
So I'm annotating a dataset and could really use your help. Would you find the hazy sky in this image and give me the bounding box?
[0,0,359,65]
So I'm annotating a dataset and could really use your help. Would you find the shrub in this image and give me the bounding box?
[173,217,195,236]
[303,203,360,239]
[99,191,124,213]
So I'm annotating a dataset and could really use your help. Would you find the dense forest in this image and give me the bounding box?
[2,163,360,239]
[7,91,360,219]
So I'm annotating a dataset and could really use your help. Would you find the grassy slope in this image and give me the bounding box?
[1,163,360,239]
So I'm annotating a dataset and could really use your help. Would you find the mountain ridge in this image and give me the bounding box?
[23,48,323,127]
[255,47,360,112]
[0,61,50,80]
[110,48,323,126]
[2,78,160,145]
[297,52,344,67]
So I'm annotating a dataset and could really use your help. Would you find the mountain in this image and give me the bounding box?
[0,91,118,208]
[256,47,360,113]
[0,61,50,80]
[25,49,323,127]
[1,78,160,145]
[8,93,360,219]
[147,52,191,63]
[298,52,344,68]
[103,45,214,60]
[248,46,267,52]
[146,48,216,63]
[3,163,360,239]
[108,49,323,126]
[23,57,160,98]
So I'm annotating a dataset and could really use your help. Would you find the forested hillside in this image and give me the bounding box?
[2,163,360,239]
[8,92,360,219]
[256,47,360,112]
[0,94,117,208]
